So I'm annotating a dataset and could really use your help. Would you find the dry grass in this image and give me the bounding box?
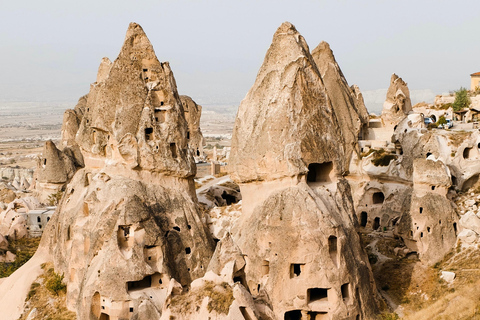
[214,171,228,178]
[378,246,480,319]
[19,262,75,320]
[448,131,472,148]
[403,279,480,320]
[361,148,397,166]
[0,237,41,278]
[413,102,431,109]
[169,281,234,315]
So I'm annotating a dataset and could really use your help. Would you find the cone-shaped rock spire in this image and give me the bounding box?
[76,22,194,177]
[229,22,345,183]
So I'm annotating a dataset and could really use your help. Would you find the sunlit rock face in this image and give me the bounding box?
[228,22,379,319]
[33,140,77,202]
[38,23,215,319]
[312,41,369,164]
[381,73,412,126]
[180,95,205,161]
[75,23,195,177]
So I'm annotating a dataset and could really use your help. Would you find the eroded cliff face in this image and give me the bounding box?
[179,95,205,161]
[32,140,77,202]
[312,41,369,163]
[35,23,215,319]
[228,22,379,319]
[381,74,412,127]
[75,23,194,176]
[229,22,345,184]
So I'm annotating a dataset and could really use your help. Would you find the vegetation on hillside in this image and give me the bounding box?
[0,237,40,278]
[170,281,234,315]
[452,87,471,111]
[19,262,75,320]
[361,148,398,166]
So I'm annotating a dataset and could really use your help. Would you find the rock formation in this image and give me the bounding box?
[32,140,76,202]
[180,95,205,161]
[228,22,379,319]
[5,23,215,320]
[381,73,412,126]
[312,41,369,161]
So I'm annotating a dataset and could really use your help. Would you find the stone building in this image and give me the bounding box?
[471,71,480,91]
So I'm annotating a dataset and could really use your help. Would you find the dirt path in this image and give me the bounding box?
[196,175,231,194]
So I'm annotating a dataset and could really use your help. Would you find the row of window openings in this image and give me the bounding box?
[410,222,457,238]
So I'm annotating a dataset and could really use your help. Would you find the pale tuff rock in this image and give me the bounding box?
[229,22,346,183]
[440,271,456,284]
[75,22,195,177]
[0,197,42,241]
[33,140,76,202]
[229,22,379,319]
[60,96,86,168]
[312,41,369,159]
[381,73,412,126]
[18,22,215,320]
[43,169,214,319]
[180,95,205,161]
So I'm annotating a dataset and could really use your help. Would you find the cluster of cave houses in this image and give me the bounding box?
[0,168,56,239]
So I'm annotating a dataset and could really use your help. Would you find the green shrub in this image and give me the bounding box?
[45,268,66,296]
[370,149,397,166]
[452,87,471,111]
[437,115,447,126]
[47,190,63,206]
[378,312,400,320]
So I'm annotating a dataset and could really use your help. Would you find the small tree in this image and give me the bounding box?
[437,115,447,126]
[452,87,470,112]
[47,190,63,206]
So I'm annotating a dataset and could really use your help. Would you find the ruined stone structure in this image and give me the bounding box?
[229,22,379,319]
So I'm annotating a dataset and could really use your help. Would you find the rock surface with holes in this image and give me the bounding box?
[74,23,195,177]
[0,23,218,320]
[32,140,77,202]
[229,23,353,183]
[179,95,205,162]
[381,73,412,126]
[228,22,379,319]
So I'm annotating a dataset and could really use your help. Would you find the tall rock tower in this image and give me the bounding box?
[228,22,378,319]
[39,23,214,319]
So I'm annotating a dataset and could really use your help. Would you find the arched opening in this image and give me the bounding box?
[170,143,177,158]
[373,217,380,230]
[463,147,472,159]
[328,236,338,267]
[91,292,101,318]
[360,212,368,227]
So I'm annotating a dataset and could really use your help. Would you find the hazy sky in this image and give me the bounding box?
[1,0,480,108]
